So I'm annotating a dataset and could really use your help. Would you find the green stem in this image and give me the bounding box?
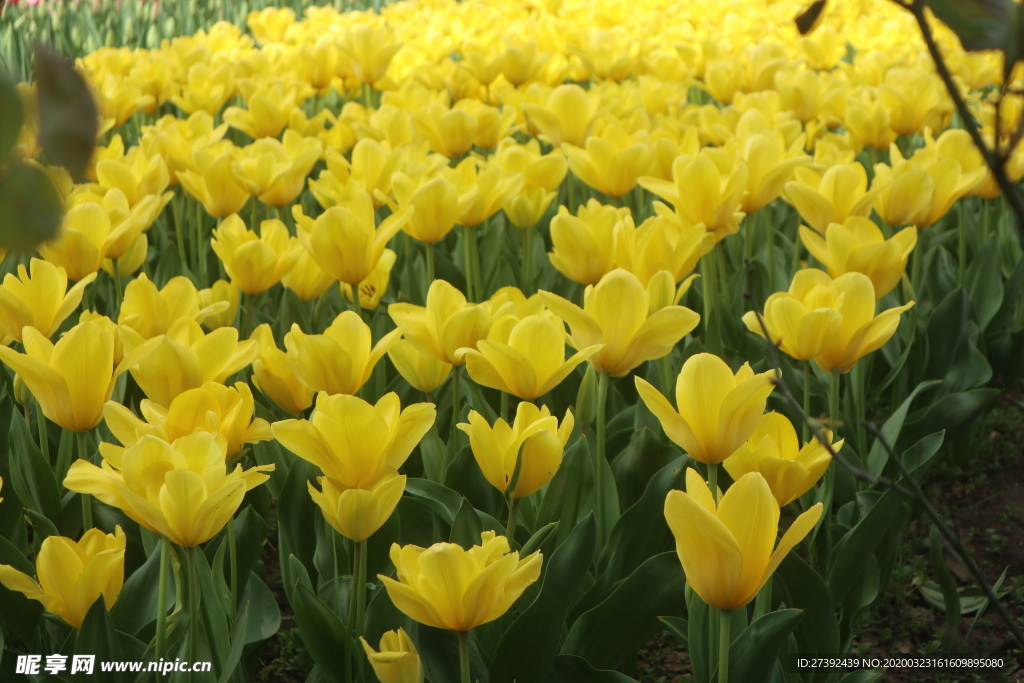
[765,208,777,292]
[910,228,923,296]
[228,516,238,615]
[958,198,967,284]
[349,540,366,638]
[852,360,867,456]
[173,196,187,269]
[451,366,462,438]
[802,361,811,444]
[718,608,731,683]
[244,292,255,340]
[425,241,435,294]
[188,546,200,683]
[829,369,841,428]
[500,390,509,423]
[112,258,123,310]
[462,226,476,302]
[155,535,171,660]
[707,462,719,504]
[469,224,483,301]
[701,250,718,353]
[195,202,205,284]
[522,225,534,294]
[458,630,471,683]
[753,576,772,622]
[77,431,92,530]
[506,497,520,540]
[351,279,364,321]
[659,355,674,396]
[595,370,609,542]
[37,401,49,467]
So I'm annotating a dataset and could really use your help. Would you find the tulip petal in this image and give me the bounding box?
[635,376,700,457]
[664,489,743,611]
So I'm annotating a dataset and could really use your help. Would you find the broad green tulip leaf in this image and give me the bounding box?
[405,477,463,524]
[416,625,487,683]
[902,387,999,448]
[582,443,619,544]
[946,324,992,393]
[238,572,280,644]
[774,553,838,683]
[292,579,351,677]
[520,522,558,558]
[205,507,268,601]
[900,431,945,475]
[450,497,485,549]
[545,654,637,682]
[34,44,98,182]
[575,365,598,429]
[562,552,686,670]
[925,289,969,381]
[927,525,961,649]
[111,539,177,635]
[828,490,906,603]
[193,546,231,672]
[0,68,22,160]
[216,604,251,683]
[918,575,1012,614]
[490,515,597,683]
[688,594,711,683]
[599,455,685,581]
[865,380,939,478]
[363,578,405,645]
[966,236,1003,332]
[23,509,58,542]
[610,426,678,510]
[278,462,318,604]
[8,412,60,521]
[0,161,63,251]
[923,245,958,306]
[924,0,1012,52]
[0,535,42,645]
[537,438,592,545]
[418,425,446,483]
[725,608,803,683]
[397,495,440,548]
[75,599,124,680]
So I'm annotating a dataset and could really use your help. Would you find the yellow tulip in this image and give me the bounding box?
[391,175,460,244]
[457,101,518,150]
[504,186,559,229]
[179,148,251,218]
[493,139,568,193]
[412,104,478,157]
[296,192,411,286]
[458,403,573,499]
[0,321,153,432]
[38,200,150,281]
[541,269,700,377]
[211,215,302,296]
[387,338,452,394]
[360,628,423,683]
[455,163,525,227]
[0,527,126,629]
[844,97,897,151]
[635,353,776,465]
[0,259,95,343]
[64,433,273,547]
[389,279,513,366]
[800,218,917,300]
[341,248,397,311]
[102,233,148,279]
[224,79,313,139]
[309,470,406,543]
[562,123,652,198]
[522,84,600,147]
[616,204,715,287]
[231,132,323,207]
[731,131,811,214]
[743,269,914,373]
[547,199,629,286]
[198,280,241,330]
[665,468,822,610]
[284,311,399,396]
[272,391,435,489]
[119,273,227,340]
[723,412,840,507]
[311,141,406,210]
[341,24,402,85]
[281,249,336,302]
[170,63,235,116]
[119,318,258,407]
[639,153,748,241]
[456,312,600,400]
[783,162,880,235]
[101,381,272,460]
[249,324,313,415]
[379,531,542,631]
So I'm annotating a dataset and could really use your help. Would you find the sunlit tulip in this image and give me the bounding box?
[284,312,399,396]
[360,628,423,683]
[232,132,323,207]
[119,273,225,340]
[211,216,302,296]
[198,280,241,330]
[800,218,917,300]
[639,153,748,240]
[296,192,411,285]
[563,123,652,197]
[170,63,235,116]
[844,97,897,151]
[541,269,700,377]
[178,149,251,218]
[224,79,312,139]
[665,469,822,610]
[783,162,880,235]
[879,67,947,137]
[459,403,573,499]
[523,84,600,147]
[311,141,407,210]
[38,201,149,281]
[0,321,152,432]
[249,324,313,415]
[616,205,715,287]
[120,318,258,407]
[0,527,125,629]
[731,131,811,213]
[743,269,914,373]
[412,104,478,157]
[342,249,396,311]
[391,175,460,244]
[0,259,95,343]
[635,353,776,464]
[65,433,273,547]
[101,381,272,460]
[389,279,513,366]
[380,531,542,631]
[310,470,406,543]
[455,164,525,227]
[281,249,335,302]
[457,312,600,400]
[102,233,148,279]
[341,25,403,85]
[548,200,629,286]
[493,139,568,193]
[723,412,840,507]
[273,391,435,489]
[387,338,452,394]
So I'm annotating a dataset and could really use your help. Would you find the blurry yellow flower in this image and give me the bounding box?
[522,84,600,147]
[548,199,628,286]
[731,131,811,213]
[873,145,985,227]
[639,153,747,241]
[380,531,542,631]
[563,122,652,198]
[458,403,573,499]
[341,24,403,85]
[844,97,897,151]
[284,311,400,396]
[342,248,396,310]
[65,433,273,547]
[179,149,251,218]
[387,338,452,394]
[119,273,225,340]
[723,412,839,507]
[170,63,236,116]
[310,470,406,543]
[391,174,460,244]
[800,218,917,300]
[38,201,149,281]
[311,141,406,210]
[541,269,700,377]
[455,164,525,227]
[0,259,95,343]
[784,162,880,235]
[360,628,423,683]
[273,391,435,489]
[281,249,335,302]
[232,132,323,207]
[412,104,478,157]
[212,216,302,296]
[224,79,313,139]
[102,233,148,279]
[198,280,241,330]
[0,527,125,629]
[249,324,313,415]
[635,353,776,465]
[665,469,822,610]
[616,205,715,286]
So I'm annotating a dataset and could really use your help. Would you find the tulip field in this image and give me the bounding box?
[2,0,1024,680]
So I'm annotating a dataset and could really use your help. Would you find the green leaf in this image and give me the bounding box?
[75,599,123,681]
[688,594,711,683]
[965,236,1003,331]
[927,525,961,650]
[0,68,23,160]
[828,490,906,603]
[490,515,597,683]
[0,535,42,645]
[405,477,462,525]
[925,289,969,380]
[537,438,592,545]
[111,539,176,636]
[291,580,350,677]
[8,411,60,520]
[659,615,688,647]
[924,0,1013,52]
[33,44,98,182]
[0,161,63,251]
[545,654,638,683]
[838,670,884,683]
[774,553,838,683]
[215,603,250,683]
[562,552,686,670]
[450,497,485,549]
[727,609,803,683]
[238,572,280,644]
[865,380,939,478]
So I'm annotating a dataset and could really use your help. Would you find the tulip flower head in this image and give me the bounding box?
[310,469,406,543]
[547,199,629,286]
[635,353,776,464]
[360,628,423,683]
[118,273,227,340]
[0,259,96,343]
[0,527,126,629]
[387,338,452,394]
[665,468,822,610]
[380,531,542,631]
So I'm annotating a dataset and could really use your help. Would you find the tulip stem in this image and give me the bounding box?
[828,369,840,428]
[802,361,811,444]
[462,226,476,302]
[188,547,200,683]
[458,630,471,683]
[451,365,462,439]
[522,225,534,294]
[500,390,509,422]
[958,198,967,284]
[701,250,720,354]
[228,516,237,615]
[37,401,49,467]
[765,208,777,292]
[349,540,366,638]
[111,259,123,309]
[707,462,719,504]
[244,292,255,340]
[76,431,92,530]
[469,224,483,301]
[425,241,435,292]
[155,535,170,661]
[595,370,609,542]
[717,608,731,683]
[506,497,520,540]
